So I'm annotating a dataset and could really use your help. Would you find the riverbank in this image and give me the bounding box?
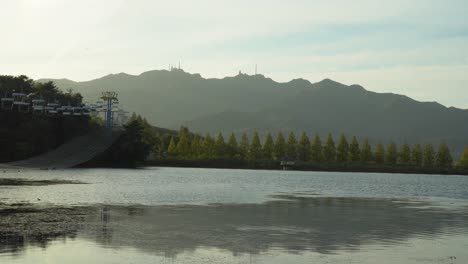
[145,159,468,176]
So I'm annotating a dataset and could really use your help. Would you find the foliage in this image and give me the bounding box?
[262,133,274,160]
[297,132,311,162]
[398,144,411,165]
[385,142,398,166]
[336,134,349,163]
[274,132,286,160]
[374,143,385,164]
[349,136,360,162]
[286,132,297,159]
[310,134,322,163]
[322,133,336,163]
[423,144,435,167]
[248,132,262,161]
[435,143,453,168]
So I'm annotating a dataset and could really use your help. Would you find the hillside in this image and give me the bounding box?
[38,70,468,155]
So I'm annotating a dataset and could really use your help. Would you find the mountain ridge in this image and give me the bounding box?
[37,69,468,155]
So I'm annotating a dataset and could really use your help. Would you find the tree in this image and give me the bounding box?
[349,136,360,162]
[201,133,214,159]
[423,144,435,167]
[239,133,250,160]
[167,136,177,157]
[286,132,297,159]
[107,120,151,166]
[175,132,190,158]
[398,143,411,165]
[214,133,226,159]
[374,143,385,164]
[226,133,239,159]
[336,134,349,163]
[190,135,202,159]
[248,132,262,161]
[310,134,322,163]
[322,133,336,163]
[385,142,398,166]
[274,132,286,160]
[411,144,423,167]
[435,143,453,168]
[457,146,468,169]
[297,132,311,162]
[360,138,372,163]
[262,133,274,160]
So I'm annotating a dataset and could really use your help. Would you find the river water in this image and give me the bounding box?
[1,167,468,263]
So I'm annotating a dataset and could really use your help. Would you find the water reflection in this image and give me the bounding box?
[1,196,468,258]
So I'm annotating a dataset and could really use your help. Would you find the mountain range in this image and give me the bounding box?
[38,69,468,156]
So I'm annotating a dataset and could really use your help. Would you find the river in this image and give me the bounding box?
[1,167,468,263]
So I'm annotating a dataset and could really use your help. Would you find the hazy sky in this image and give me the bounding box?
[1,0,468,108]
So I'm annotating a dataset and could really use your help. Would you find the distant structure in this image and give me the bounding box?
[100,91,119,130]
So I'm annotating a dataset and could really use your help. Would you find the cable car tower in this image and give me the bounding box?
[100,91,118,130]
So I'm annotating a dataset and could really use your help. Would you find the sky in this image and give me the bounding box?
[1,0,468,108]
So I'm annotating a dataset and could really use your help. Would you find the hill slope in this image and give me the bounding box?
[39,70,468,155]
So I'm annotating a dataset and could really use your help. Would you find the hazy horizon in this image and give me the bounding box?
[1,0,468,108]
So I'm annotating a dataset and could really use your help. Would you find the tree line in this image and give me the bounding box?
[161,129,463,168]
[0,75,83,106]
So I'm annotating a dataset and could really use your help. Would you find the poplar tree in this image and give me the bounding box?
[286,132,297,159]
[336,134,349,163]
[398,143,411,165]
[214,133,226,159]
[423,144,435,167]
[227,133,238,159]
[360,138,373,163]
[297,132,311,162]
[310,134,322,163]
[201,133,214,159]
[167,136,177,157]
[349,136,360,162]
[385,142,398,166]
[457,146,468,169]
[322,133,336,163]
[274,132,286,160]
[262,133,274,160]
[248,132,262,161]
[435,143,453,168]
[175,132,190,158]
[374,143,385,164]
[239,133,250,160]
[411,144,423,167]
[190,135,202,159]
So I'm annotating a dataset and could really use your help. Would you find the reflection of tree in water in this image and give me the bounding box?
[1,196,468,258]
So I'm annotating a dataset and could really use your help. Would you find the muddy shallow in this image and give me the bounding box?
[1,167,468,263]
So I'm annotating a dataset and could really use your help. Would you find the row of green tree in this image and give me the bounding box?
[0,75,82,106]
[162,129,465,169]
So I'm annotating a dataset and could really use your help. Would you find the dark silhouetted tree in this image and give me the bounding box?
[274,132,286,160]
[336,134,349,163]
[310,134,322,163]
[322,133,336,163]
[286,132,297,159]
[226,133,238,159]
[398,143,411,165]
[374,143,385,164]
[262,133,274,160]
[214,133,226,159]
[349,136,360,162]
[457,146,468,169]
[435,143,453,168]
[239,133,250,160]
[411,144,423,167]
[360,138,372,163]
[297,132,311,162]
[248,132,262,161]
[385,142,398,166]
[423,144,435,167]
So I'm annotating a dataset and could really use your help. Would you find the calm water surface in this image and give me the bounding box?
[1,167,468,263]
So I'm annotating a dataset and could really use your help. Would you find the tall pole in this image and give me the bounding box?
[101,91,118,141]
